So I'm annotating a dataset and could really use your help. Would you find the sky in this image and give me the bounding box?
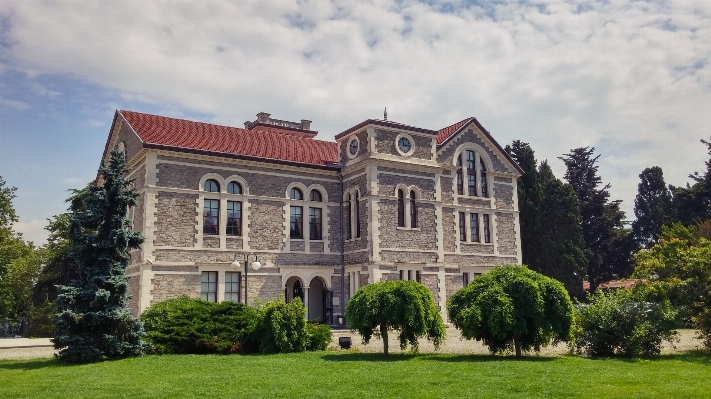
[0,0,710,245]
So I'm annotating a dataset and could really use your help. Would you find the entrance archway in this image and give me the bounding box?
[308,277,327,322]
[285,276,304,304]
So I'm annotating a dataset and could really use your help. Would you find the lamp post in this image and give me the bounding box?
[230,252,261,305]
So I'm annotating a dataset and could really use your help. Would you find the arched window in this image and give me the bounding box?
[410,190,417,228]
[227,182,242,194]
[310,189,322,202]
[480,159,488,197]
[397,189,405,227]
[346,193,352,240]
[355,191,361,238]
[204,179,220,192]
[456,154,464,195]
[466,150,476,196]
[290,187,303,200]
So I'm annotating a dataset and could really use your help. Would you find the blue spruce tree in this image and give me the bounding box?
[54,147,148,362]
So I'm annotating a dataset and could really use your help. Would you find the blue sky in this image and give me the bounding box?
[1,0,710,245]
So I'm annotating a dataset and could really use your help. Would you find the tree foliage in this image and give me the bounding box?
[447,265,573,357]
[505,142,586,296]
[54,147,148,362]
[633,223,711,348]
[253,297,309,353]
[559,147,633,292]
[632,167,673,248]
[345,280,445,355]
[574,289,677,356]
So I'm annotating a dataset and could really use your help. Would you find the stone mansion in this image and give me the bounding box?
[103,110,523,323]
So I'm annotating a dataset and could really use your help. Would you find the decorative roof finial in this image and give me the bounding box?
[384,107,388,121]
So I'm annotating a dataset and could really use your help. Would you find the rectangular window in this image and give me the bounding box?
[463,272,469,287]
[467,151,477,196]
[468,174,477,196]
[407,270,412,281]
[481,172,488,197]
[227,201,242,236]
[346,197,352,240]
[355,195,361,238]
[483,214,491,243]
[399,270,404,280]
[459,212,466,241]
[290,206,303,239]
[456,170,464,195]
[470,213,479,242]
[203,199,219,235]
[415,271,421,283]
[309,207,322,240]
[201,271,217,302]
[224,271,241,302]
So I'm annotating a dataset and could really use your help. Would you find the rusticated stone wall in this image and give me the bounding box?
[128,275,140,315]
[437,128,511,173]
[461,243,495,254]
[378,173,436,200]
[374,129,434,160]
[247,275,284,304]
[493,183,514,211]
[444,254,517,266]
[380,251,438,264]
[421,273,440,310]
[378,200,437,251]
[495,212,517,256]
[442,208,456,252]
[203,236,220,248]
[151,273,200,304]
[445,274,465,301]
[248,200,284,250]
[154,192,197,247]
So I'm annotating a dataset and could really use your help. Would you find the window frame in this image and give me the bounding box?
[201,271,218,303]
[227,181,242,194]
[224,271,241,302]
[309,207,323,240]
[397,189,405,228]
[203,199,219,235]
[290,205,304,239]
[470,213,480,242]
[226,200,242,236]
[204,179,220,193]
[409,190,417,228]
[483,214,491,243]
[459,212,467,242]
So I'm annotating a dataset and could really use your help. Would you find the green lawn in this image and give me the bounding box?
[1,351,710,398]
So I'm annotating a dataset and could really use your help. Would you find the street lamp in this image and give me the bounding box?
[230,252,261,305]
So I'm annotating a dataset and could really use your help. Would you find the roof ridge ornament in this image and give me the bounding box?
[384,107,388,121]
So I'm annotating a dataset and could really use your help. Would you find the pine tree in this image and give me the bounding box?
[559,147,632,292]
[54,147,148,362]
[632,166,672,247]
[671,138,711,224]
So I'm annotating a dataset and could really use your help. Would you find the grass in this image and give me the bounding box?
[1,351,710,398]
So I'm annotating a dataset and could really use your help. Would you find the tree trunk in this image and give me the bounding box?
[381,322,389,356]
[514,335,521,358]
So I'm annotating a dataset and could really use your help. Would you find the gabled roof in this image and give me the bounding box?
[436,116,524,175]
[118,110,339,168]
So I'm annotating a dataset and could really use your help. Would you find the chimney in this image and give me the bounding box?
[257,112,270,123]
[301,119,312,131]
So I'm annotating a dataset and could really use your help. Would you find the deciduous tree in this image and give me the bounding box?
[447,265,573,357]
[345,280,445,355]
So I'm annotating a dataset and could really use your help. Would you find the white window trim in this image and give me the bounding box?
[453,145,493,199]
[285,183,328,252]
[457,211,494,246]
[394,184,420,230]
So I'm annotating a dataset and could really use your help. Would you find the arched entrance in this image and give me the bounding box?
[285,276,304,304]
[308,277,328,323]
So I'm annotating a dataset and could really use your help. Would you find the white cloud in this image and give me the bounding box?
[61,177,84,186]
[13,218,48,246]
[0,97,30,110]
[1,0,710,218]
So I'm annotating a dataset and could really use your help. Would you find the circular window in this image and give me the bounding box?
[347,136,360,159]
[396,134,414,156]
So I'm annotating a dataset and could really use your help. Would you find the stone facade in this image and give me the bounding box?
[106,110,522,323]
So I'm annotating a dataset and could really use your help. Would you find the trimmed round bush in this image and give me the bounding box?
[253,297,308,353]
[306,322,332,351]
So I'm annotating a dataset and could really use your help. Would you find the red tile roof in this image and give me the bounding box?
[436,118,472,145]
[118,110,339,167]
[583,279,638,291]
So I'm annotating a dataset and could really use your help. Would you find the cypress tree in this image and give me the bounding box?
[559,147,632,292]
[54,147,148,362]
[671,138,711,224]
[632,166,672,247]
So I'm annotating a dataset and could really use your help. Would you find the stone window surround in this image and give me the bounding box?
[197,173,250,249]
[344,187,362,241]
[394,184,422,230]
[284,182,329,252]
[395,132,416,157]
[346,135,360,159]
[454,209,496,251]
[453,143,493,199]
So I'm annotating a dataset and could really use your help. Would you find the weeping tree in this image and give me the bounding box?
[54,147,148,362]
[345,280,445,355]
[447,265,574,357]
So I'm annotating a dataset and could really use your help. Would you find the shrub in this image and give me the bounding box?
[253,297,308,353]
[306,322,332,351]
[447,265,573,357]
[345,280,445,355]
[140,296,258,354]
[574,289,678,356]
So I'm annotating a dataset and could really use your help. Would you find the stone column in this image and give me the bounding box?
[303,287,310,319]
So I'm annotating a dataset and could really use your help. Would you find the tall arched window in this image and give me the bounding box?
[397,189,405,227]
[466,150,476,196]
[456,154,464,195]
[480,158,488,197]
[204,179,220,192]
[355,191,361,238]
[227,182,242,194]
[410,190,417,228]
[346,193,352,240]
[290,187,303,200]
